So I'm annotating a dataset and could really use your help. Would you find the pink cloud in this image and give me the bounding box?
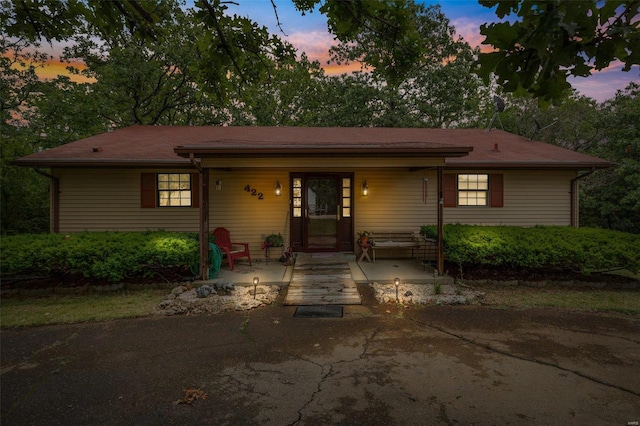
[451,17,496,53]
[569,61,639,102]
[286,30,367,74]
[286,30,335,62]
[451,17,483,48]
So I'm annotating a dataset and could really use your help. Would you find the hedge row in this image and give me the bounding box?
[1,231,200,283]
[420,225,640,274]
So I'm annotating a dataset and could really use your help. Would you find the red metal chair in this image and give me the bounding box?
[212,227,252,271]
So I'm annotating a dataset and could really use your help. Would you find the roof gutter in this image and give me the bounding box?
[174,146,473,158]
[570,167,597,228]
[445,161,614,170]
[13,159,193,168]
[33,167,60,233]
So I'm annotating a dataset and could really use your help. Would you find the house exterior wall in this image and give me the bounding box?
[53,167,576,254]
[442,169,576,226]
[355,169,436,234]
[354,169,576,229]
[208,169,291,254]
[55,168,200,233]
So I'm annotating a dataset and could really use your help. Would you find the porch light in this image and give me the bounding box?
[361,180,369,196]
[215,180,222,191]
[253,276,259,299]
[274,181,282,196]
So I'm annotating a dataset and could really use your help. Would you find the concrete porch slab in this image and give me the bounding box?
[194,259,294,287]
[196,254,453,287]
[351,258,454,285]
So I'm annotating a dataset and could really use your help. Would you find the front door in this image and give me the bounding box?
[307,176,339,250]
[290,173,354,252]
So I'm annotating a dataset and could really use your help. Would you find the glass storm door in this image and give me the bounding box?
[306,177,339,249]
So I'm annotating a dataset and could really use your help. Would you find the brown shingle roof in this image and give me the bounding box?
[14,125,612,169]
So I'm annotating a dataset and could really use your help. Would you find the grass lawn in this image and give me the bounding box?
[1,286,638,328]
[479,286,640,315]
[0,289,168,328]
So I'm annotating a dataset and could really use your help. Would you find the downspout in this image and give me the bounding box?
[189,154,210,280]
[437,166,444,275]
[570,167,596,228]
[34,168,60,233]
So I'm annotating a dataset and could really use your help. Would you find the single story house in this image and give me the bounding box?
[15,126,613,276]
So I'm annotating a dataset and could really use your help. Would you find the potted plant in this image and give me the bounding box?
[262,233,284,248]
[357,230,372,245]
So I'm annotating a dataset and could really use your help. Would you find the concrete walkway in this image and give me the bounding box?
[284,253,361,305]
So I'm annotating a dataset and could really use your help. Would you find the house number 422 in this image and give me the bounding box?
[244,185,264,200]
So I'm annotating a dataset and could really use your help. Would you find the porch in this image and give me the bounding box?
[205,255,454,287]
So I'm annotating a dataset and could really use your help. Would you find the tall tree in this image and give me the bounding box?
[327,2,484,127]
[476,0,640,104]
[311,72,384,127]
[1,0,168,42]
[0,38,52,234]
[581,83,640,233]
[230,53,327,126]
[497,91,601,151]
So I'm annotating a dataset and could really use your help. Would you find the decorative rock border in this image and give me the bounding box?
[156,283,281,316]
[371,282,484,305]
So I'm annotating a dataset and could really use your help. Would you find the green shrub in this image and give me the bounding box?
[1,231,200,283]
[420,225,640,274]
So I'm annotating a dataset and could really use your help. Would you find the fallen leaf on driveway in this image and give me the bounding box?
[174,388,208,405]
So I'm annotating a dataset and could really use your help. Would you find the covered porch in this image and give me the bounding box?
[174,128,474,281]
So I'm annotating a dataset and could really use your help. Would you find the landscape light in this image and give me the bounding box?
[253,276,259,299]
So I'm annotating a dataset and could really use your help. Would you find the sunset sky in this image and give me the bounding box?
[37,0,639,102]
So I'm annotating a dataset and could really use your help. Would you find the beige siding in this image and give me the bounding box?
[55,168,291,257]
[209,169,291,256]
[443,170,575,226]
[355,169,436,234]
[56,169,199,233]
[54,168,576,255]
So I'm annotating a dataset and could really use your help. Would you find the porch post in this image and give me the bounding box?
[437,166,444,274]
[33,168,60,233]
[199,168,210,280]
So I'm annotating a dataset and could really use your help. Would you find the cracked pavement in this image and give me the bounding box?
[1,296,639,425]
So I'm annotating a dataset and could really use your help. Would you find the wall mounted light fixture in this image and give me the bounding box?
[361,180,369,196]
[274,181,282,196]
[215,180,222,191]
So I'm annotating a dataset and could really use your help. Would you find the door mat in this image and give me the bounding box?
[294,305,343,318]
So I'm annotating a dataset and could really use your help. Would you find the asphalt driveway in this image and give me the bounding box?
[1,298,639,425]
